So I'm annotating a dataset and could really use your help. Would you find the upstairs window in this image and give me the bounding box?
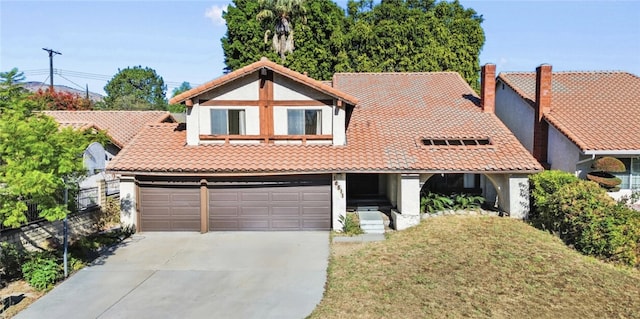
[287,109,322,135]
[211,109,246,135]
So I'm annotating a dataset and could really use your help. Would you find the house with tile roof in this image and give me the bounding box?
[43,110,175,187]
[107,58,542,233]
[495,64,640,199]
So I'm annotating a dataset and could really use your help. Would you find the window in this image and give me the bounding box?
[610,158,640,190]
[287,109,322,135]
[211,109,245,135]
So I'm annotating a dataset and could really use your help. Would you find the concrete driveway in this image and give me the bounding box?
[15,231,329,319]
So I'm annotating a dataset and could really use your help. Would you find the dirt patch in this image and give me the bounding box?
[0,280,42,318]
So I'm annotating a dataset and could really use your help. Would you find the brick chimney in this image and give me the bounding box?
[480,63,496,113]
[532,64,552,167]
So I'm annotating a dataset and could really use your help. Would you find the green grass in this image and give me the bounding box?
[309,216,640,319]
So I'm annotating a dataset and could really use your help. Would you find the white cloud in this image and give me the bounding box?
[205,4,228,26]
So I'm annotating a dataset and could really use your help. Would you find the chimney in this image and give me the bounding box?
[480,63,496,113]
[533,64,552,167]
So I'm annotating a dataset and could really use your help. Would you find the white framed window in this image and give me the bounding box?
[211,109,246,135]
[287,109,322,135]
[611,158,640,189]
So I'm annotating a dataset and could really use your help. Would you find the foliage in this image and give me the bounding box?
[93,196,121,231]
[421,192,484,213]
[21,251,62,291]
[529,170,580,230]
[421,192,453,213]
[223,0,348,80]
[171,81,192,97]
[338,212,364,235]
[223,0,485,89]
[30,89,93,110]
[592,156,626,173]
[529,170,640,267]
[546,180,640,267]
[0,79,98,228]
[256,0,308,61]
[343,0,485,90]
[102,66,167,110]
[0,242,27,281]
[451,193,485,210]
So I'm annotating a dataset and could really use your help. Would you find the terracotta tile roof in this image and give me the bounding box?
[108,72,542,174]
[170,57,358,106]
[499,71,640,152]
[42,111,174,148]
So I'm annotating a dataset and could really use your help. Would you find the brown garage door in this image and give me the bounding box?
[209,177,331,231]
[139,186,200,231]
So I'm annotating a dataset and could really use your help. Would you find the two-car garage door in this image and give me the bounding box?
[138,176,331,231]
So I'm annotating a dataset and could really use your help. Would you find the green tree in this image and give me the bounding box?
[222,0,485,89]
[0,77,98,227]
[223,0,348,80]
[344,0,484,90]
[1,68,28,103]
[256,0,308,61]
[102,66,167,110]
[171,81,192,97]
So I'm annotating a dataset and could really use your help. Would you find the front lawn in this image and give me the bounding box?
[309,216,640,318]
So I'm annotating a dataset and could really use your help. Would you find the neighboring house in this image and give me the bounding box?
[43,110,175,188]
[495,65,640,199]
[107,58,542,233]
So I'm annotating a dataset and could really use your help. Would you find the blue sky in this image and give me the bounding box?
[1,1,639,97]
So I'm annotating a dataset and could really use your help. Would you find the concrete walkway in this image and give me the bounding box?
[15,232,329,319]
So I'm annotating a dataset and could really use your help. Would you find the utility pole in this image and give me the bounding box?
[42,48,61,91]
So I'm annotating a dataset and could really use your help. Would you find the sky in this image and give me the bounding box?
[1,0,639,97]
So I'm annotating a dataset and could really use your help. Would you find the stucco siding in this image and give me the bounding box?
[199,75,259,100]
[547,125,580,173]
[273,74,329,100]
[495,81,535,152]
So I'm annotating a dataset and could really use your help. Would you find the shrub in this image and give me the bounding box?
[421,192,453,213]
[530,170,640,268]
[22,251,62,291]
[93,196,121,231]
[0,242,27,281]
[529,170,579,230]
[592,156,626,172]
[451,193,485,210]
[338,213,364,236]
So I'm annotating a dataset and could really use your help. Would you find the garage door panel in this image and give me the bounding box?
[140,186,200,232]
[209,176,331,231]
[241,207,269,216]
[272,207,303,216]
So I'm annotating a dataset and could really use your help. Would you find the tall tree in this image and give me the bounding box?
[222,0,484,89]
[102,66,167,110]
[222,0,348,80]
[171,82,192,97]
[0,79,99,227]
[347,0,484,89]
[256,0,307,61]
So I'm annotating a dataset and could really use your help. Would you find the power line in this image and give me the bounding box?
[42,48,61,91]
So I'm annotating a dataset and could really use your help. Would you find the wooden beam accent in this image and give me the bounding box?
[185,99,193,107]
[201,100,260,106]
[200,179,208,234]
[199,134,333,144]
[265,70,274,138]
[273,100,333,106]
[199,99,333,107]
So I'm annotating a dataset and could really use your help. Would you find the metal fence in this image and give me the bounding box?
[0,179,120,232]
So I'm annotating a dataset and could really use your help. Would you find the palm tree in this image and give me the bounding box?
[256,0,307,62]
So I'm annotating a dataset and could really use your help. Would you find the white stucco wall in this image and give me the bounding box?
[332,106,346,145]
[119,176,137,229]
[508,174,530,219]
[332,173,347,231]
[386,173,399,207]
[199,75,259,101]
[547,125,580,173]
[495,81,535,153]
[398,174,420,216]
[186,106,199,145]
[273,74,328,100]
